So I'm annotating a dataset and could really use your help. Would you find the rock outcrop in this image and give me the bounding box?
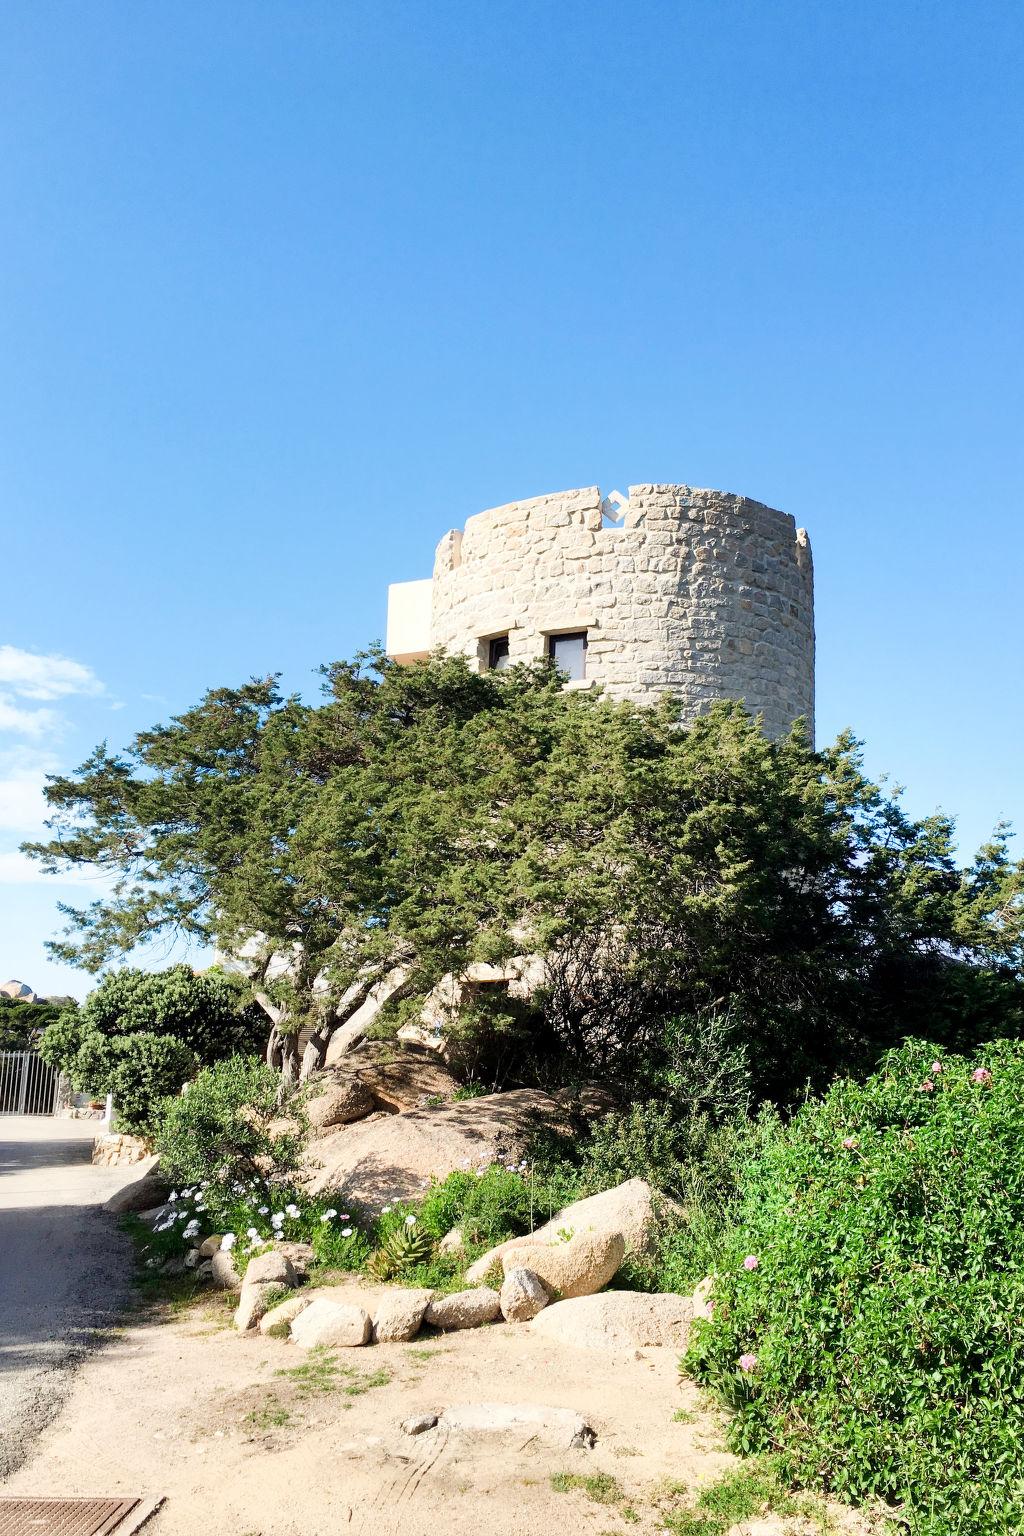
[530,1291,693,1351]
[290,1297,372,1349]
[424,1288,501,1331]
[302,1089,568,1209]
[499,1267,550,1322]
[466,1178,667,1283]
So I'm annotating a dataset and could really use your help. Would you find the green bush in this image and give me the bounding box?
[686,1039,1024,1534]
[157,1055,296,1183]
[38,966,265,1135]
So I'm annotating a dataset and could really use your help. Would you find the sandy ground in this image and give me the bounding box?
[0,1116,138,1478]
[4,1280,731,1535]
[3,1274,881,1536]
[2,1118,880,1536]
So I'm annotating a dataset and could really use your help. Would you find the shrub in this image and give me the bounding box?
[416,1160,580,1248]
[686,1039,1024,1534]
[38,966,265,1135]
[157,1055,296,1184]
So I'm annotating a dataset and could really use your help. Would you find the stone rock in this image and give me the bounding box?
[234,1281,281,1332]
[691,1276,714,1321]
[530,1291,693,1351]
[196,1260,214,1281]
[302,1088,568,1210]
[304,1076,376,1131]
[322,1041,460,1111]
[210,1250,242,1290]
[290,1298,372,1349]
[274,1240,315,1277]
[244,1250,296,1288]
[402,1412,439,1436]
[197,1234,223,1258]
[466,1178,667,1283]
[424,1288,501,1331]
[500,1266,551,1322]
[136,1204,172,1227]
[184,1247,200,1269]
[92,1133,153,1168]
[372,1287,434,1343]
[437,1402,596,1448]
[505,1231,625,1301]
[259,1293,314,1337]
[268,1117,302,1141]
[438,1227,465,1257]
[103,1173,168,1215]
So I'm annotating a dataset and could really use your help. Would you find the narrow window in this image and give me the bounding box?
[488,635,511,671]
[547,630,587,681]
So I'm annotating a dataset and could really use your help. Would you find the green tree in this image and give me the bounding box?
[36,965,264,1134]
[0,996,73,1051]
[24,650,1024,1099]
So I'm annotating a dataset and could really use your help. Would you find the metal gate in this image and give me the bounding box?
[0,1050,60,1114]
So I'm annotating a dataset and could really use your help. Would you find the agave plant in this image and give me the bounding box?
[367,1219,434,1281]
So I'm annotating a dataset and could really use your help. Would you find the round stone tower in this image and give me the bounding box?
[386,483,814,740]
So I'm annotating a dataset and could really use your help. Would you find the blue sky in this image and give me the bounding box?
[1,0,1021,999]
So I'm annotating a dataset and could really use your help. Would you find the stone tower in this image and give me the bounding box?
[385,483,814,740]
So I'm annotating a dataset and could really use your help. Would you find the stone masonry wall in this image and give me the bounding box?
[429,484,814,740]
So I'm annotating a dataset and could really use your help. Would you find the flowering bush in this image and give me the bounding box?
[685,1039,1024,1534]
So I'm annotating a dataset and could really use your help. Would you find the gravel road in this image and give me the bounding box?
[0,1117,136,1479]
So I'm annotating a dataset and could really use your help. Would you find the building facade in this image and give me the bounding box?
[386,483,814,740]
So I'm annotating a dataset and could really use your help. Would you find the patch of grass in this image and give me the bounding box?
[672,1408,697,1424]
[344,1366,391,1396]
[550,1471,623,1505]
[406,1346,442,1361]
[660,1460,791,1535]
[245,1396,292,1431]
[275,1346,344,1396]
[274,1345,391,1400]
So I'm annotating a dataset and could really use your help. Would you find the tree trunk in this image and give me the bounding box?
[297,965,412,1081]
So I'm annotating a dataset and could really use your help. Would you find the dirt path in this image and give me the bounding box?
[2,1275,878,1536]
[0,1116,137,1479]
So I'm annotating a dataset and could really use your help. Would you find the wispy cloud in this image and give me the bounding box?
[0,645,103,702]
[0,748,54,833]
[0,648,107,889]
[0,849,108,887]
[0,695,61,738]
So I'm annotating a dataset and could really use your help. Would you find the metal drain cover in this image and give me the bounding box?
[0,1499,153,1536]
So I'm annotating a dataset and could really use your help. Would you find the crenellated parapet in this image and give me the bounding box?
[386,483,814,740]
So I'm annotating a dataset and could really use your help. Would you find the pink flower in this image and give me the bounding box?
[930,1061,943,1074]
[842,1136,859,1150]
[972,1067,993,1085]
[918,1079,935,1093]
[738,1353,758,1373]
[742,1255,759,1271]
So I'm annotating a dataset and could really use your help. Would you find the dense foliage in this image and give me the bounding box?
[686,1040,1024,1534]
[38,966,265,1134]
[23,651,1024,1099]
[0,995,72,1051]
[156,1055,296,1184]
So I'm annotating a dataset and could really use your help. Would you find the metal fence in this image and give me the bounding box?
[0,1051,60,1115]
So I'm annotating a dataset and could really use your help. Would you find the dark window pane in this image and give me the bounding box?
[488,635,511,670]
[548,630,587,680]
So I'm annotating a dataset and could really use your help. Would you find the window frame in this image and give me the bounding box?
[546,629,588,681]
[487,634,511,671]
